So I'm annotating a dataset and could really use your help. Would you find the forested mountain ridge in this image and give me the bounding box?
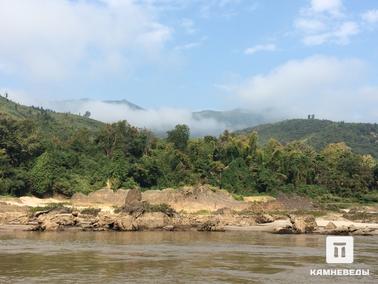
[1,96,377,203]
[237,119,378,158]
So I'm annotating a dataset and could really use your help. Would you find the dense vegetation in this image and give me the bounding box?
[1,96,378,202]
[238,119,378,158]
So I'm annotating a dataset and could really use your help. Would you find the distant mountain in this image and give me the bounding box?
[192,109,268,131]
[103,99,144,110]
[237,119,378,158]
[47,98,143,114]
[46,99,272,135]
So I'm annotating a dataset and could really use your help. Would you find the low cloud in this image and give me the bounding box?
[5,93,243,136]
[234,55,378,122]
[55,100,230,135]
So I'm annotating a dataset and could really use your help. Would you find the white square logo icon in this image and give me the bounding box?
[326,236,354,264]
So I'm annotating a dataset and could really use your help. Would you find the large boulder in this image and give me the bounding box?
[254,213,274,224]
[136,212,170,230]
[275,215,317,234]
[289,215,317,234]
[274,226,296,234]
[197,220,225,232]
[325,222,337,230]
[125,188,142,205]
[122,189,144,214]
[114,214,139,231]
[90,212,118,230]
[33,213,76,231]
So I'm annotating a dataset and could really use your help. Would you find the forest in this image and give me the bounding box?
[1,102,378,203]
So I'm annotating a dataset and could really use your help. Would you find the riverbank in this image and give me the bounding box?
[1,186,378,235]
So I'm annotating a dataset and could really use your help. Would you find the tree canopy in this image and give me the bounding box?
[0,112,377,203]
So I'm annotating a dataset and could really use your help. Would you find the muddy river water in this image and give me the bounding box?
[0,230,377,283]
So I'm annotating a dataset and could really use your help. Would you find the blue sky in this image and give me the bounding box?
[1,0,378,123]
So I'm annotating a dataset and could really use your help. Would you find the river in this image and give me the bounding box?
[0,230,377,283]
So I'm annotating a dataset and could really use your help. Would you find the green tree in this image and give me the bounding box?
[167,124,190,151]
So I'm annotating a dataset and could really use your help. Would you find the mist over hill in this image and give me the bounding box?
[43,98,273,136]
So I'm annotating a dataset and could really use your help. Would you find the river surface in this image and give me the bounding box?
[0,230,377,283]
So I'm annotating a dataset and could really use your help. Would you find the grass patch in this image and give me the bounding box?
[232,193,244,201]
[28,203,72,216]
[192,209,212,215]
[115,202,176,217]
[29,203,65,213]
[80,208,101,216]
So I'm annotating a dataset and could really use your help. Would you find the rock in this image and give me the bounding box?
[39,219,61,231]
[273,226,296,234]
[326,225,358,235]
[163,225,175,231]
[33,213,75,231]
[114,214,138,231]
[34,210,51,218]
[215,208,234,215]
[197,220,225,232]
[122,189,144,215]
[352,227,375,236]
[325,222,337,230]
[125,188,142,206]
[254,213,274,224]
[72,188,129,207]
[136,212,170,230]
[289,215,317,233]
[90,213,117,230]
[348,224,358,232]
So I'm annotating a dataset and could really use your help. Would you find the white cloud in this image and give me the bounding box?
[174,42,202,51]
[244,44,276,55]
[295,0,359,46]
[294,18,326,33]
[0,0,171,80]
[303,21,359,45]
[362,9,378,24]
[234,56,378,122]
[310,0,343,17]
[181,18,196,34]
[199,0,244,18]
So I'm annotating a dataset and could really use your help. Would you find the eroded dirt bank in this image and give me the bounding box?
[1,185,378,235]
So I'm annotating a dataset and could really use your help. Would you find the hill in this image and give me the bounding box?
[238,119,378,158]
[1,97,377,202]
[0,95,104,135]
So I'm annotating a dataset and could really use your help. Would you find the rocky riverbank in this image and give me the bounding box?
[1,186,378,235]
